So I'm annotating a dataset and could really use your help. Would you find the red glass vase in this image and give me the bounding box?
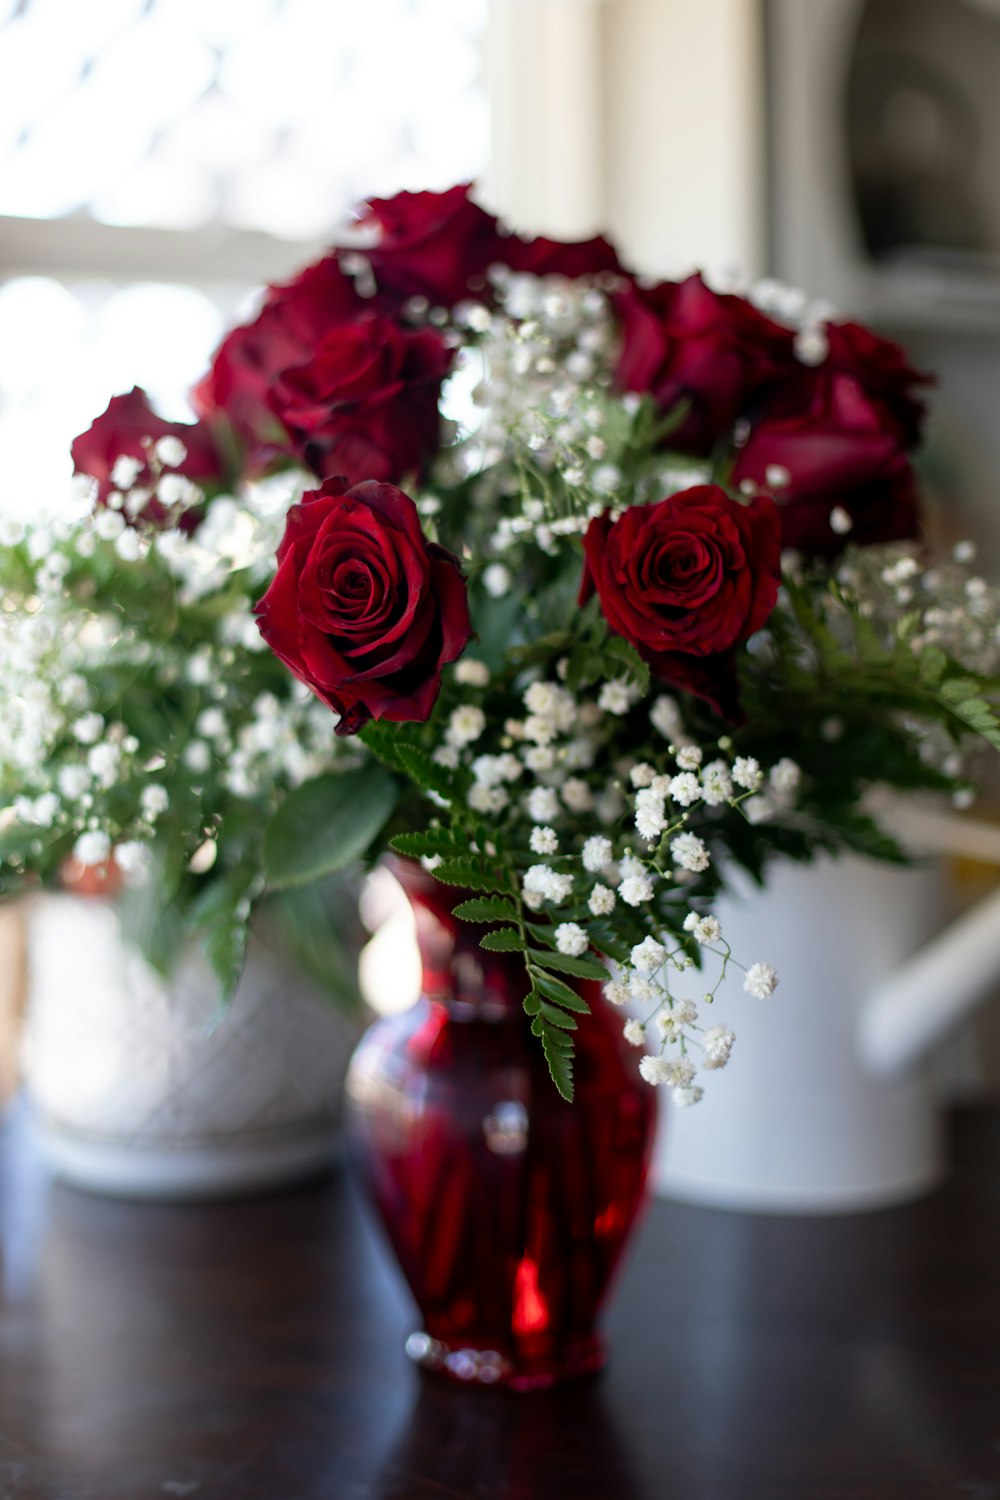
[345,861,657,1391]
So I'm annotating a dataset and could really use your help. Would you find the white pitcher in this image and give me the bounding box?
[654,803,1000,1213]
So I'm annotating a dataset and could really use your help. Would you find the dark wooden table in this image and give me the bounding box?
[1,1104,999,1500]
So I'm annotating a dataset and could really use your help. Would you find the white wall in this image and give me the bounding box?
[485,0,766,279]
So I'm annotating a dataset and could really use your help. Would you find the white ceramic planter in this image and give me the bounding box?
[653,853,952,1214]
[21,894,361,1200]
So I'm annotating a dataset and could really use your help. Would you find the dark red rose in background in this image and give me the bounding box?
[255,477,470,734]
[616,275,796,455]
[71,387,226,527]
[502,231,623,280]
[732,374,920,556]
[820,321,931,447]
[193,255,364,470]
[580,485,781,718]
[362,184,502,307]
[269,315,451,487]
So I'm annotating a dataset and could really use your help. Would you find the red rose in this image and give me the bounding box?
[821,321,931,447]
[732,374,920,555]
[615,275,796,454]
[71,387,225,527]
[580,485,781,717]
[255,477,471,735]
[361,184,502,307]
[193,255,363,471]
[268,315,452,486]
[502,231,623,280]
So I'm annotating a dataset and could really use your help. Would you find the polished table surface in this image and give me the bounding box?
[1,1104,999,1500]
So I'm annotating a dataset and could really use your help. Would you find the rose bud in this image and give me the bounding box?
[255,477,471,735]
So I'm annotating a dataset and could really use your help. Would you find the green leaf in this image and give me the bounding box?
[432,857,511,892]
[479,928,524,952]
[533,969,591,1013]
[542,1029,574,1102]
[522,992,541,1016]
[452,896,520,924]
[190,867,263,1000]
[395,743,465,803]
[538,1001,578,1031]
[530,948,607,981]
[264,765,399,891]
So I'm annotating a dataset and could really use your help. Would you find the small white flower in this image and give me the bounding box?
[669,772,702,807]
[598,678,639,716]
[483,563,512,597]
[638,1055,674,1086]
[743,795,774,825]
[555,922,588,957]
[95,509,126,541]
[113,840,151,877]
[74,830,111,866]
[141,784,169,818]
[732,757,763,792]
[561,777,593,813]
[670,833,710,873]
[675,745,703,771]
[635,802,666,843]
[183,741,212,774]
[628,975,660,1005]
[829,506,853,536]
[530,825,559,855]
[115,528,142,562]
[650,695,684,740]
[604,979,630,1007]
[619,872,655,906]
[196,706,228,741]
[700,759,733,806]
[153,435,188,468]
[769,758,801,797]
[795,324,829,365]
[447,704,486,747]
[623,1019,645,1047]
[522,744,556,772]
[582,835,613,873]
[631,936,667,974]
[673,999,698,1026]
[87,741,121,787]
[58,765,90,800]
[110,454,143,490]
[743,962,778,999]
[702,1025,735,1069]
[683,913,721,945]
[468,784,509,814]
[629,762,656,789]
[72,712,104,745]
[588,883,616,916]
[433,744,461,770]
[526,785,561,823]
[455,658,490,688]
[672,1085,705,1108]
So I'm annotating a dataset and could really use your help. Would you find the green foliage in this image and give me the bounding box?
[264,765,399,890]
[189,864,264,1000]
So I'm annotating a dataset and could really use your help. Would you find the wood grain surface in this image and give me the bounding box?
[1,1103,998,1500]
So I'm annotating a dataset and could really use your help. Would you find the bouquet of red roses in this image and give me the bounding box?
[9,183,1000,1102]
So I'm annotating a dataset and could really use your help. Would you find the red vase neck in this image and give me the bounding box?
[389,856,526,1015]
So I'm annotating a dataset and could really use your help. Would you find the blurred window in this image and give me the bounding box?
[0,0,489,506]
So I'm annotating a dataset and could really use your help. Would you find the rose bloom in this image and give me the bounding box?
[502,231,623,280]
[269,314,451,486]
[71,387,225,525]
[362,183,502,308]
[615,274,795,454]
[821,321,931,447]
[255,477,471,734]
[193,254,364,471]
[732,373,920,556]
[580,485,781,717]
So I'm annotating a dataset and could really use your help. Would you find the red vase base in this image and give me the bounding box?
[404,1329,607,1392]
